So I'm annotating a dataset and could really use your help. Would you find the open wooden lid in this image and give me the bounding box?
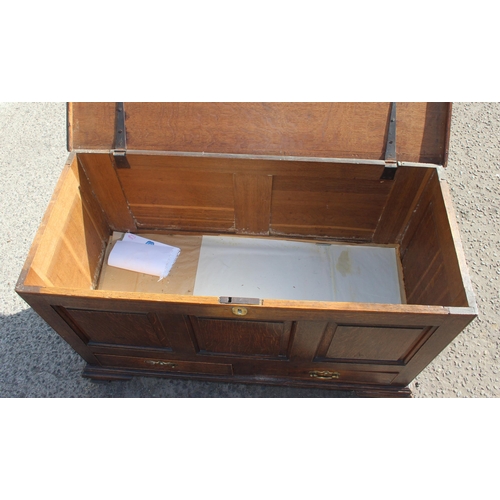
[67,102,451,166]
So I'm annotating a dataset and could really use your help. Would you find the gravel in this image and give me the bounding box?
[1,102,498,398]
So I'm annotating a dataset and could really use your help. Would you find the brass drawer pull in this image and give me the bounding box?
[309,370,340,380]
[232,306,248,316]
[145,360,177,368]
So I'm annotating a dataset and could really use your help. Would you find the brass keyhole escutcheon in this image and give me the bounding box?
[232,306,248,316]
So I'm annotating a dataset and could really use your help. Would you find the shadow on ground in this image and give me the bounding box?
[0,309,355,398]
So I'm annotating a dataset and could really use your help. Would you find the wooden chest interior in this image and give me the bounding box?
[16,103,477,397]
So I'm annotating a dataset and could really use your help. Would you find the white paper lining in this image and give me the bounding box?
[193,236,402,304]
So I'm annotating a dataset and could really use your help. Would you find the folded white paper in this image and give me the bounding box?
[121,233,169,247]
[108,240,181,281]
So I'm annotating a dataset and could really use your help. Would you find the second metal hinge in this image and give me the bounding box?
[381,102,398,180]
[113,102,130,169]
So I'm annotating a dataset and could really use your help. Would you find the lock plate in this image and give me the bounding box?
[232,306,248,316]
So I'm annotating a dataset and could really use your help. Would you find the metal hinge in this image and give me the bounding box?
[112,102,130,169]
[380,102,398,180]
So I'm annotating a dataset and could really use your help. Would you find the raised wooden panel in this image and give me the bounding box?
[56,308,171,349]
[26,156,109,289]
[400,175,468,307]
[402,202,447,304]
[77,153,136,232]
[117,157,235,231]
[270,173,392,240]
[233,174,273,235]
[322,325,430,364]
[373,166,433,244]
[190,317,292,358]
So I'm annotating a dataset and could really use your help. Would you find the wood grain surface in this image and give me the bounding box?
[68,102,451,165]
[400,173,469,307]
[25,155,109,289]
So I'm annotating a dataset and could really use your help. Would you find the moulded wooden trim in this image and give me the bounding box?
[69,149,445,169]
[81,364,412,397]
[446,306,477,316]
[23,286,456,319]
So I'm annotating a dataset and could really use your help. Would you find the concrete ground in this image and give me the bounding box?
[1,102,498,398]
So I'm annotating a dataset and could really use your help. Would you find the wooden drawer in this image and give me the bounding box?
[285,365,399,386]
[233,361,400,385]
[95,354,233,376]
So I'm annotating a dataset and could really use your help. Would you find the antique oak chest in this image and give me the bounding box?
[16,103,477,397]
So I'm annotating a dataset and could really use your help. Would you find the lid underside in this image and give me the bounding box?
[67,102,451,166]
